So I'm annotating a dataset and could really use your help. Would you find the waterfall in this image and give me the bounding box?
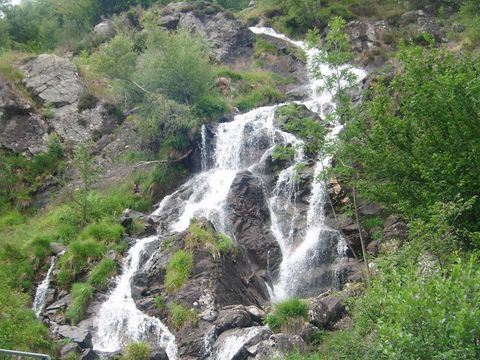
[93,235,177,360]
[92,26,365,359]
[32,256,56,317]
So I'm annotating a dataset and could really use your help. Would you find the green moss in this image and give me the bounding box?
[168,303,197,330]
[185,220,234,256]
[165,250,193,292]
[254,38,278,58]
[66,283,94,325]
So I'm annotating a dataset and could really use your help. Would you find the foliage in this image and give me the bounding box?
[272,145,296,162]
[122,342,150,360]
[88,259,117,290]
[154,295,166,312]
[73,141,98,225]
[235,85,284,112]
[165,250,193,292]
[319,255,480,359]
[168,302,197,330]
[79,221,124,244]
[0,273,52,353]
[66,282,94,325]
[266,298,309,334]
[338,44,480,234]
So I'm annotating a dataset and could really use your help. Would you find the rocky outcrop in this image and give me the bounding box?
[22,54,83,107]
[225,171,282,280]
[93,20,116,42]
[0,78,47,153]
[157,2,254,65]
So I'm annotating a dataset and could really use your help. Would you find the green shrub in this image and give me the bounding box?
[77,92,99,112]
[69,239,106,260]
[185,220,234,256]
[235,85,285,112]
[122,342,150,360]
[88,259,117,290]
[0,210,25,230]
[272,145,296,162]
[266,298,309,333]
[66,283,94,325]
[30,235,51,260]
[193,94,228,120]
[320,255,480,359]
[168,303,197,330]
[165,250,193,292]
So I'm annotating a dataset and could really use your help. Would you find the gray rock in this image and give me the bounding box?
[150,347,169,360]
[93,20,116,41]
[215,305,252,334]
[226,171,282,280]
[0,78,47,153]
[248,333,306,360]
[22,54,83,107]
[50,242,66,255]
[211,326,272,360]
[60,342,81,358]
[308,294,346,329]
[56,325,93,349]
[157,2,253,64]
[120,208,157,235]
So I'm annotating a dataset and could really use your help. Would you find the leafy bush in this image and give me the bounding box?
[88,259,117,290]
[122,342,150,360]
[168,303,197,330]
[165,250,193,292]
[320,255,480,359]
[154,295,166,312]
[272,145,296,162]
[66,283,94,325]
[235,85,285,112]
[266,298,309,334]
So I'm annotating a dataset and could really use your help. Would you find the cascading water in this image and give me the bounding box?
[91,26,365,359]
[93,235,177,359]
[32,256,57,317]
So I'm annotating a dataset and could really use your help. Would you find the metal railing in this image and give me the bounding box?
[0,349,51,359]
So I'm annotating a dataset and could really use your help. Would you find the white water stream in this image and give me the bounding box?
[32,256,56,317]
[91,26,365,359]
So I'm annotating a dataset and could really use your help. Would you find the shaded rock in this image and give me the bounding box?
[367,240,379,256]
[56,325,92,349]
[60,342,81,358]
[332,315,354,331]
[326,216,369,257]
[0,78,47,153]
[308,294,346,329]
[50,242,66,255]
[150,347,169,360]
[22,54,83,107]
[383,214,408,241]
[79,348,98,360]
[226,171,282,279]
[215,305,252,334]
[120,208,157,236]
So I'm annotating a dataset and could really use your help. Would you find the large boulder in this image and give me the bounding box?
[157,2,254,65]
[22,54,83,107]
[55,325,93,349]
[0,78,47,153]
[211,326,272,360]
[225,171,282,280]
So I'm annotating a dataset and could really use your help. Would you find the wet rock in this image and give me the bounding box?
[226,171,282,279]
[60,342,81,358]
[22,54,83,107]
[157,2,254,64]
[326,216,369,257]
[215,305,253,334]
[150,347,169,360]
[247,305,265,323]
[383,214,408,241]
[56,325,93,349]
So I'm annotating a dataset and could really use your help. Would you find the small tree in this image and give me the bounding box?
[307,17,370,279]
[73,141,97,225]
